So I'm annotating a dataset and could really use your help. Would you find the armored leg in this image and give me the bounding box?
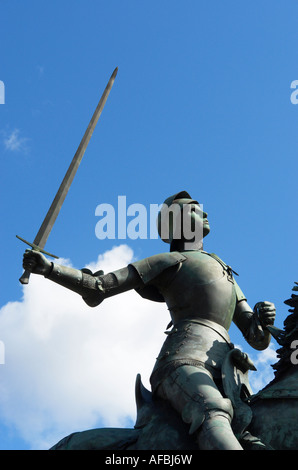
[196,407,242,450]
[156,364,243,450]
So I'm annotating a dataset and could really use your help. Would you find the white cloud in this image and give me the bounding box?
[0,244,278,449]
[3,129,29,152]
[0,245,167,449]
[248,342,277,393]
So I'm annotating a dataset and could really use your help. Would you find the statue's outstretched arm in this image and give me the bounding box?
[233,299,276,350]
[22,250,142,307]
[80,264,142,307]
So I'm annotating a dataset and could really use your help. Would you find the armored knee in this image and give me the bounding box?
[204,397,234,421]
[182,396,233,435]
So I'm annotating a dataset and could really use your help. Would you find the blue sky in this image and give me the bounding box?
[0,0,297,450]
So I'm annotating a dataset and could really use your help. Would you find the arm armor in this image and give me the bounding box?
[45,252,186,307]
[45,262,142,307]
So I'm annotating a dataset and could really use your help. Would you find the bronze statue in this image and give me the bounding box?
[22,190,276,450]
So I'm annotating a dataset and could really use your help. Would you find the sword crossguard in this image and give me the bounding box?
[16,235,59,258]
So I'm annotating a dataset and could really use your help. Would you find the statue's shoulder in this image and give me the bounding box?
[130,251,186,284]
[201,251,229,267]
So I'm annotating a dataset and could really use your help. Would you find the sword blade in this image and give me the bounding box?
[19,67,118,284]
[34,66,118,249]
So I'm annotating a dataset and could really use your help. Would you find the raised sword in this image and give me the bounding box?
[17,67,118,284]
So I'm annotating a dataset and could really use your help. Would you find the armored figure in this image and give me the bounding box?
[23,191,276,450]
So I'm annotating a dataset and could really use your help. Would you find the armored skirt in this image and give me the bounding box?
[150,317,233,393]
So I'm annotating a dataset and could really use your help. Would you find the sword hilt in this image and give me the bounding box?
[19,270,31,285]
[16,235,59,285]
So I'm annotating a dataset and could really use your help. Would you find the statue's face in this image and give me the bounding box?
[190,202,210,238]
[174,200,210,240]
[191,204,210,237]
[157,195,210,244]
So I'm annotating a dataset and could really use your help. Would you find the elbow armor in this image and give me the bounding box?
[45,263,105,307]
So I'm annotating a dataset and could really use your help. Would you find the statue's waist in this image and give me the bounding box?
[173,317,232,343]
[168,307,235,331]
[151,318,233,380]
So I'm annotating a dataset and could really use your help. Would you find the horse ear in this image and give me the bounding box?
[135,374,152,408]
[134,374,154,429]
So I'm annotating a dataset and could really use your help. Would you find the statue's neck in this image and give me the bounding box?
[170,239,203,252]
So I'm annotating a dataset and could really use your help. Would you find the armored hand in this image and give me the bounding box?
[254,301,276,328]
[23,250,52,277]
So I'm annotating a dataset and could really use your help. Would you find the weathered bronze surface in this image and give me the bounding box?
[50,283,298,451]
[23,191,286,450]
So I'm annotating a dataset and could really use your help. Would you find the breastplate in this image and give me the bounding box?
[160,251,237,330]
